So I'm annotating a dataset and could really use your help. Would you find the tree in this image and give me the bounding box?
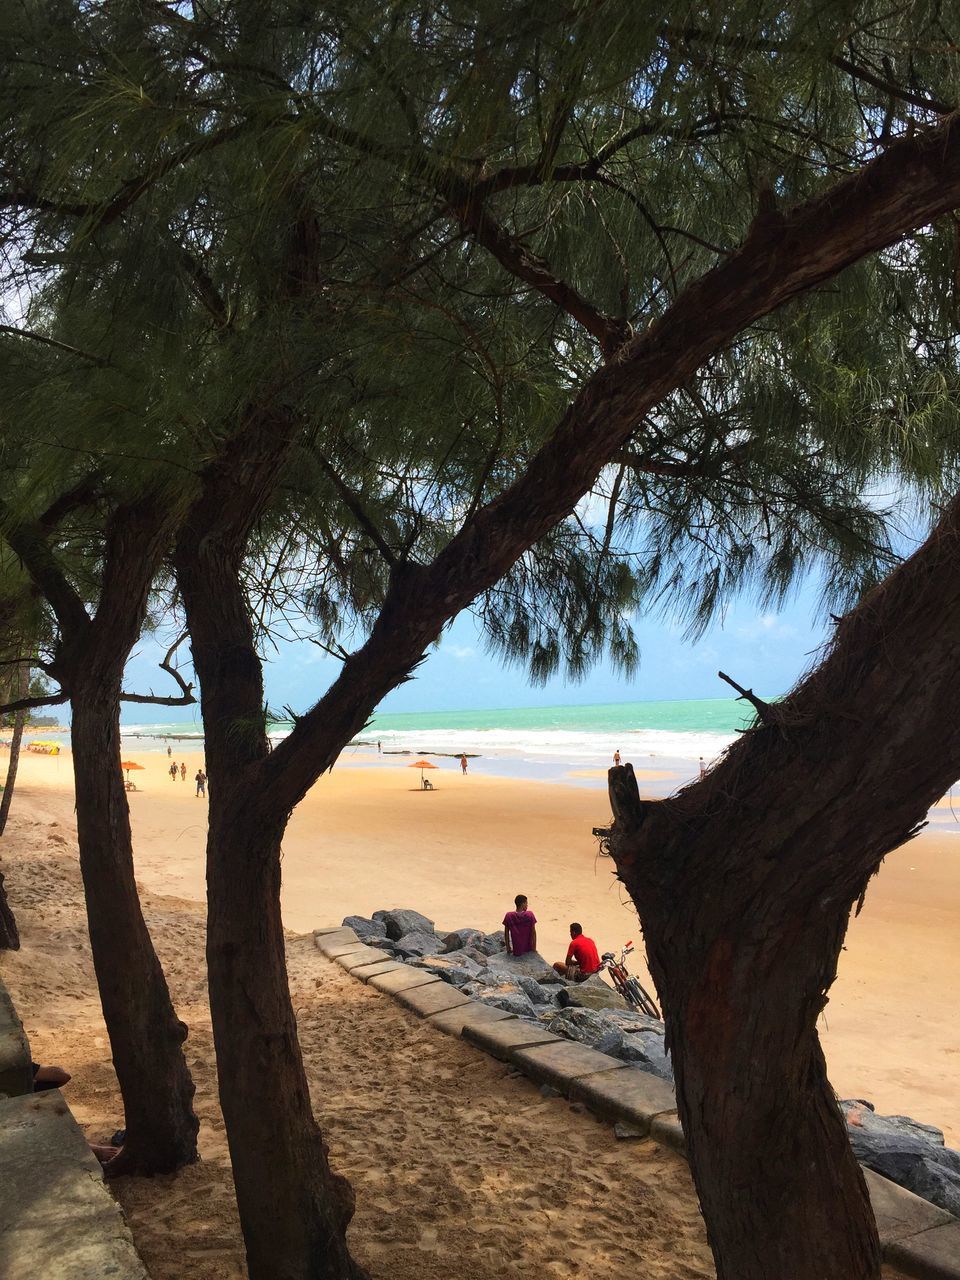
[0,483,202,1173]
[7,4,960,1276]
[606,490,960,1280]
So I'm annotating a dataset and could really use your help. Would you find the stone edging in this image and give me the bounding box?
[0,975,148,1279]
[316,926,960,1280]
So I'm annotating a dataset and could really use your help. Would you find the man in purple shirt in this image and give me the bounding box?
[503,894,537,956]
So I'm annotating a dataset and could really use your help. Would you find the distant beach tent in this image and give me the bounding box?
[408,759,438,789]
[27,740,60,755]
[120,760,144,783]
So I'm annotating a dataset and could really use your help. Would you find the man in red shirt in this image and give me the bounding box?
[553,922,601,981]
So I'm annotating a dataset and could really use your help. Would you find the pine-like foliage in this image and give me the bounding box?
[4,2,960,681]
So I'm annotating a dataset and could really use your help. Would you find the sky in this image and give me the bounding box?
[121,574,836,724]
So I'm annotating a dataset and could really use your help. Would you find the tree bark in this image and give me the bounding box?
[605,493,960,1280]
[0,496,201,1176]
[0,661,28,837]
[175,415,366,1280]
[70,680,198,1175]
[0,661,29,949]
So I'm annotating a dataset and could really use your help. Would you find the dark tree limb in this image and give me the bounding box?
[717,669,780,727]
[0,691,69,715]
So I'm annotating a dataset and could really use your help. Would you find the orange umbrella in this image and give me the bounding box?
[407,758,438,787]
[120,760,144,783]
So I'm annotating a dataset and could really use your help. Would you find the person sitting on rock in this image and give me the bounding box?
[553,922,601,982]
[503,894,537,956]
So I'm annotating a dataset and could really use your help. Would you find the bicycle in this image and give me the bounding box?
[599,941,661,1019]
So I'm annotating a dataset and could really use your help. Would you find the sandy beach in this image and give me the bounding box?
[0,744,954,1277]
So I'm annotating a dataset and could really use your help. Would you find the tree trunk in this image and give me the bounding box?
[207,787,362,1280]
[0,662,29,949]
[606,493,960,1280]
[0,662,28,837]
[175,418,367,1278]
[70,683,198,1175]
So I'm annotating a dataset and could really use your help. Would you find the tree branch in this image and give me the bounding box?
[0,691,69,715]
[313,454,399,568]
[717,670,780,727]
[259,111,960,811]
[0,504,91,637]
[0,324,110,366]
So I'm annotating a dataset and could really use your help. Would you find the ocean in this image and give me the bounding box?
[112,697,757,791]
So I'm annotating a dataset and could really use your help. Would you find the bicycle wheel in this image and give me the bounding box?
[626,977,661,1020]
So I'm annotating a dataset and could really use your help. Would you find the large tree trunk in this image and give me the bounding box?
[207,787,361,1280]
[606,493,960,1280]
[175,419,367,1279]
[0,662,29,949]
[70,680,198,1175]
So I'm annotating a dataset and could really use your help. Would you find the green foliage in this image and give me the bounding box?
[4,2,960,682]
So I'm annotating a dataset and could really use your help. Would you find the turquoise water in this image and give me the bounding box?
[357,696,761,738]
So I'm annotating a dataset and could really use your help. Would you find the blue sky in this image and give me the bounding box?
[122,576,835,723]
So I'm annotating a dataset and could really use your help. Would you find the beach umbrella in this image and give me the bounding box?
[407,759,438,787]
[120,760,144,783]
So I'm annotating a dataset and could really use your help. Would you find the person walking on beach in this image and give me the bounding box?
[180,762,186,782]
[503,895,537,956]
[553,923,602,982]
[166,745,172,759]
[613,749,621,766]
[460,753,468,775]
[169,762,177,782]
[195,768,206,798]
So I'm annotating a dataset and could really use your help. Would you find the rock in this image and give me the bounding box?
[442,946,489,968]
[382,908,436,941]
[409,953,482,986]
[468,982,537,1019]
[478,932,508,956]
[441,928,486,953]
[546,1007,609,1048]
[517,976,552,1005]
[486,951,555,982]
[341,915,387,942]
[556,975,627,1012]
[393,929,443,958]
[841,1101,960,1216]
[614,1121,644,1140]
[598,1030,674,1082]
[539,1083,562,1099]
[593,1008,663,1035]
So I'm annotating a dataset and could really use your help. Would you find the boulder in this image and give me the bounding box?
[464,981,537,1019]
[478,932,508,956]
[381,908,436,941]
[441,928,486,954]
[841,1101,960,1216]
[517,975,552,1006]
[598,1030,674,1082]
[393,930,443,958]
[486,951,555,982]
[556,975,627,1011]
[546,1007,609,1048]
[341,915,387,943]
[409,954,482,986]
[592,1008,663,1035]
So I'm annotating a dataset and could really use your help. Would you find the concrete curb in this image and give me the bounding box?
[0,1084,148,1279]
[317,926,959,1278]
[0,977,33,1099]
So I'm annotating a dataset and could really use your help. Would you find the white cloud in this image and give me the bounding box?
[734,614,799,643]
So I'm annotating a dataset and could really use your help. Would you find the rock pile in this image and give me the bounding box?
[341,909,672,1080]
[841,1100,960,1216]
[342,908,960,1217]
